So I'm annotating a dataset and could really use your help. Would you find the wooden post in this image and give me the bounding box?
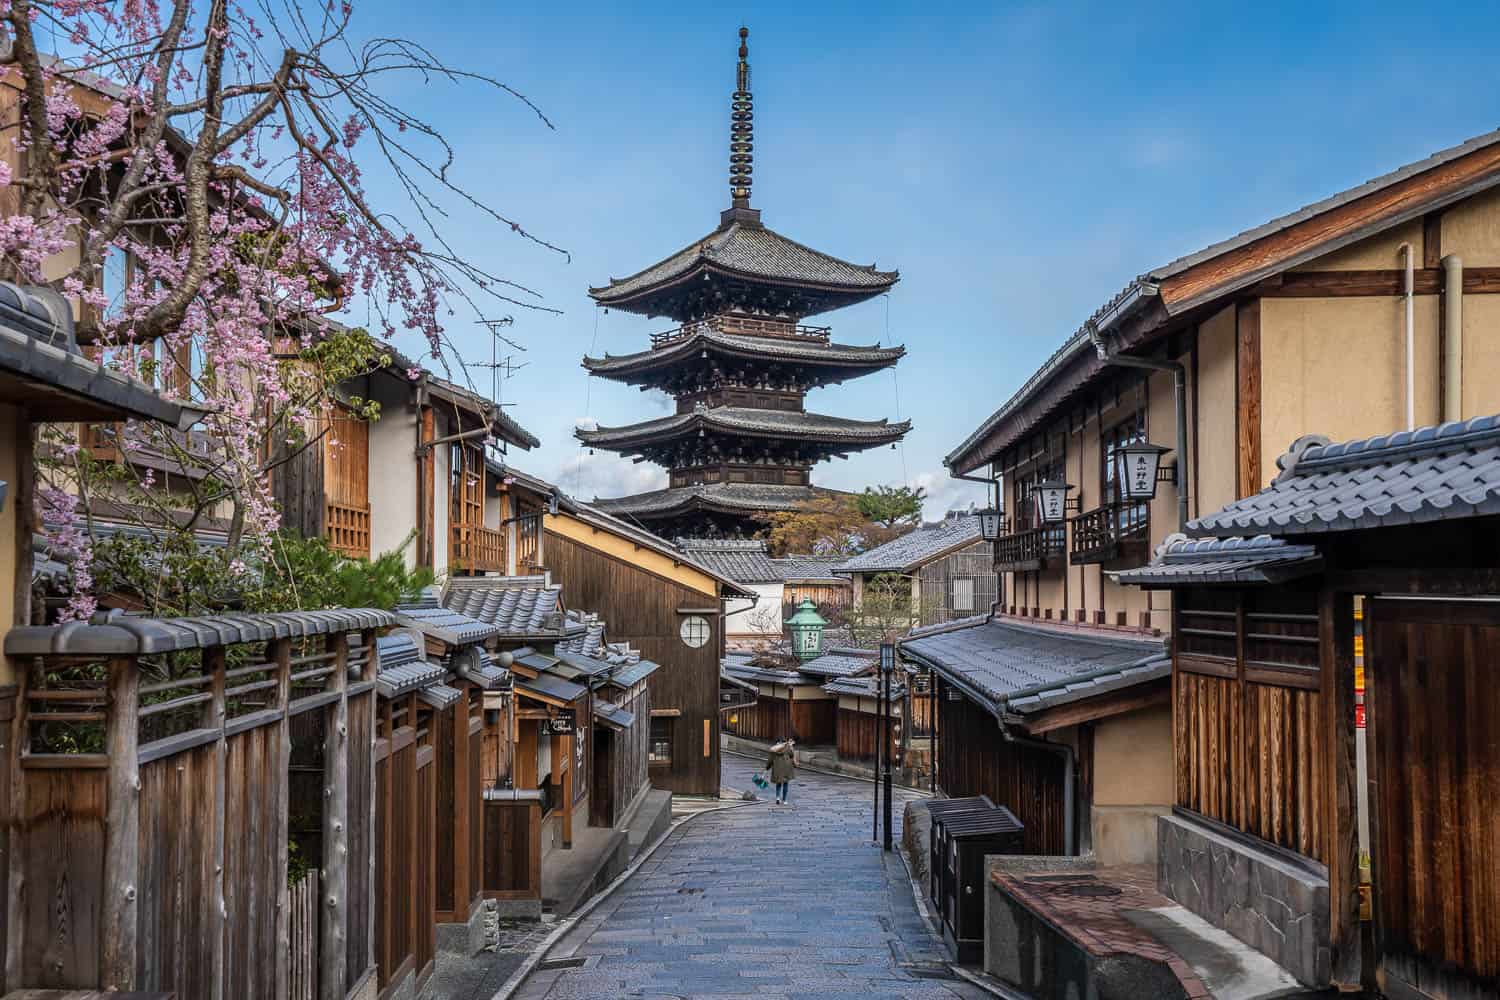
[101,656,141,990]
[452,681,471,917]
[321,632,350,1000]
[361,628,379,981]
[1320,589,1360,988]
[560,731,573,849]
[273,638,292,999]
[4,660,30,990]
[203,646,228,1000]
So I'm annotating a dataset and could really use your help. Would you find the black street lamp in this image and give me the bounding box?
[880,642,895,852]
[1112,441,1175,502]
[1033,479,1075,524]
[976,507,1004,540]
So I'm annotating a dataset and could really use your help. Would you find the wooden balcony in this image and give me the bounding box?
[450,524,507,574]
[1070,502,1150,566]
[326,500,372,559]
[994,524,1066,572]
[651,314,833,350]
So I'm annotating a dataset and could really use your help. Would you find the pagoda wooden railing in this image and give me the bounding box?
[651,314,832,350]
[327,499,372,559]
[995,524,1066,572]
[450,524,507,574]
[1070,502,1150,565]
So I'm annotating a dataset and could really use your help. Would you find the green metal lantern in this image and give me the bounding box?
[785,599,829,662]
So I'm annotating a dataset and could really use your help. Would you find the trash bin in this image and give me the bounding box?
[924,795,995,916]
[935,805,1024,963]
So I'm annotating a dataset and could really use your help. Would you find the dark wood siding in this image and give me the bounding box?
[725,693,790,743]
[937,681,1066,855]
[837,707,896,762]
[1368,597,1500,1000]
[543,529,721,795]
[790,698,836,746]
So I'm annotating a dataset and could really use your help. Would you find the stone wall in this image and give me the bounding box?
[1157,813,1330,986]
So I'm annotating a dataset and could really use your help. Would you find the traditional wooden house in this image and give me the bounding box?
[771,554,852,623]
[676,538,784,644]
[275,323,540,574]
[835,512,994,627]
[579,29,909,538]
[1112,415,1500,997]
[497,470,757,797]
[899,619,1171,862]
[720,657,833,746]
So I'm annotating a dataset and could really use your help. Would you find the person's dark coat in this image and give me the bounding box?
[767,747,796,784]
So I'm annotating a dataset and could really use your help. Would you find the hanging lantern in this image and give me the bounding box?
[977,508,1003,540]
[1114,442,1174,502]
[1033,479,1074,524]
[785,599,829,662]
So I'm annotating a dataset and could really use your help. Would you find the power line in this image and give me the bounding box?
[884,294,910,487]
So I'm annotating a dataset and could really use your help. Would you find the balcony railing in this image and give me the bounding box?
[1070,502,1150,565]
[994,525,1066,572]
[326,500,371,559]
[651,314,833,350]
[450,524,507,574]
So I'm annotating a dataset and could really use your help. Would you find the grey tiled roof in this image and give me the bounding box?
[595,482,846,518]
[945,128,1500,476]
[590,220,897,302]
[835,515,983,574]
[374,632,449,699]
[6,607,395,657]
[722,660,807,685]
[823,675,906,698]
[675,539,783,584]
[592,698,637,731]
[392,604,502,647]
[795,647,878,679]
[442,578,566,637]
[604,659,660,689]
[418,682,463,710]
[452,648,510,690]
[771,555,851,583]
[1111,533,1323,587]
[584,329,904,374]
[516,672,587,705]
[1189,415,1500,538]
[576,407,910,449]
[899,619,1167,718]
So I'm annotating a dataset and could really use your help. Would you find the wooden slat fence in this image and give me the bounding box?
[4,616,387,1000]
[1174,588,1327,862]
[482,794,541,901]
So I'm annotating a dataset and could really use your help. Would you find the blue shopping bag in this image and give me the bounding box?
[752,773,769,790]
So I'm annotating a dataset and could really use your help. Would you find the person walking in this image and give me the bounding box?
[766,738,796,806]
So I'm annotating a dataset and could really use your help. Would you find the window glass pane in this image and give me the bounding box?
[649,717,673,763]
[101,246,129,319]
[953,578,974,612]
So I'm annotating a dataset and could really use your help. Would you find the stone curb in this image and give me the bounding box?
[485,795,759,1000]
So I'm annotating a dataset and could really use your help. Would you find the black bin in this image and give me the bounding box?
[934,805,1024,963]
[924,795,994,913]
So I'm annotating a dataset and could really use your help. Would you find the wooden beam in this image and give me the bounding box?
[1320,589,1360,988]
[1161,140,1500,311]
[273,638,292,999]
[100,658,141,991]
[203,647,227,1000]
[1019,678,1170,735]
[1235,299,1262,498]
[1423,211,1443,269]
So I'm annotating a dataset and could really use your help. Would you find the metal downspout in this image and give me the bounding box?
[999,718,1076,854]
[1443,254,1464,421]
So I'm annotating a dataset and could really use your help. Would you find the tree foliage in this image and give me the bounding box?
[846,572,927,647]
[855,485,925,530]
[757,487,924,557]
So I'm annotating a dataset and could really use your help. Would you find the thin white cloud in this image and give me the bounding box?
[552,450,666,502]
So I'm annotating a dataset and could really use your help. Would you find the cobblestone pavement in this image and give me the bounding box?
[428,916,558,1000]
[512,752,987,1000]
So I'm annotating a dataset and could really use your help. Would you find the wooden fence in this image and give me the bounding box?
[290,870,320,1000]
[2,609,392,1000]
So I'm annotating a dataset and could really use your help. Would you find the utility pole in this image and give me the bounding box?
[474,318,527,461]
[873,669,881,845]
[881,642,895,852]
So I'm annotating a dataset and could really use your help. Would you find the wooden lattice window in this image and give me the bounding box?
[324,407,371,559]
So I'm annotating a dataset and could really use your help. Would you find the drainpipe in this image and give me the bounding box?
[1401,243,1416,430]
[1087,322,1191,530]
[1443,254,1464,421]
[1000,720,1076,855]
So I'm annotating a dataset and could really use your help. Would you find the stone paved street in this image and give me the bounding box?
[511,752,987,1000]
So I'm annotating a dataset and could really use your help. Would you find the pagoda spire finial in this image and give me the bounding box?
[728,26,754,209]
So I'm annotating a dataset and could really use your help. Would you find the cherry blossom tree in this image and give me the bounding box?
[1,0,563,618]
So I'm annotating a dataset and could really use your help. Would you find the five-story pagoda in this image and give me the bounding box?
[581,27,910,538]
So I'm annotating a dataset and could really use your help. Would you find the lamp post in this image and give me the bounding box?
[880,642,895,852]
[786,599,828,662]
[1112,440,1174,502]
[976,507,1003,541]
[1033,479,1075,525]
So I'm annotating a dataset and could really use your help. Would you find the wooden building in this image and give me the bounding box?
[1115,415,1500,997]
[771,554,852,624]
[676,538,785,644]
[579,29,908,538]
[823,673,903,765]
[835,512,995,628]
[275,321,540,575]
[900,619,1171,862]
[497,472,756,797]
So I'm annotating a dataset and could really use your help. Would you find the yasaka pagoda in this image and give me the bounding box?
[580,27,910,538]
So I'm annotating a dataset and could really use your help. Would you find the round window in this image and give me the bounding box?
[679,615,711,648]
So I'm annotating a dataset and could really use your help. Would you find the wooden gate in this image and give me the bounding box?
[1367,597,1500,1000]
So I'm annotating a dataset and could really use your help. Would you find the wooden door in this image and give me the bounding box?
[1367,597,1500,1000]
[591,728,614,828]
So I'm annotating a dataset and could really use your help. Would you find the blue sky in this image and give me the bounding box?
[344,1,1500,515]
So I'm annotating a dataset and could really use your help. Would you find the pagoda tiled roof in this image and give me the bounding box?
[575,406,910,451]
[593,482,848,519]
[583,328,904,377]
[589,219,897,311]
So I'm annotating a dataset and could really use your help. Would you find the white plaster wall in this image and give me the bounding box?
[366,379,419,568]
[433,410,450,578]
[726,582,783,638]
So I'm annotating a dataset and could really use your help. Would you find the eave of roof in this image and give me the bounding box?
[583,329,905,376]
[592,483,849,520]
[576,407,910,450]
[1110,533,1323,588]
[945,127,1500,476]
[834,516,984,575]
